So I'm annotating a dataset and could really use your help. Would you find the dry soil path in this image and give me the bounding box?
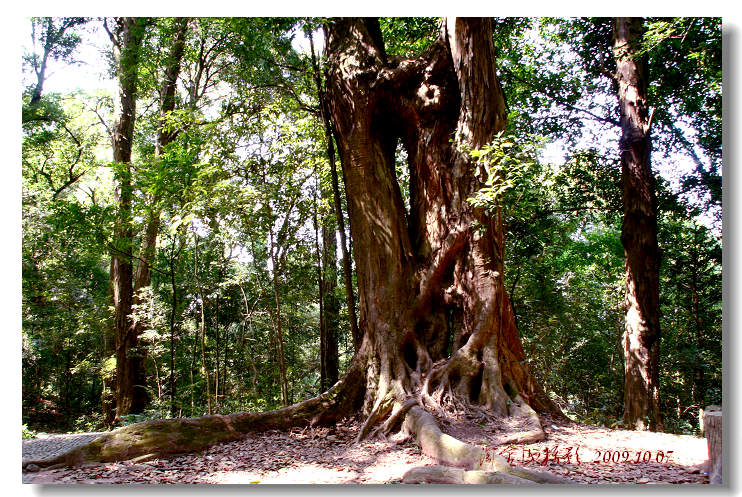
[22,416,711,485]
[22,431,104,483]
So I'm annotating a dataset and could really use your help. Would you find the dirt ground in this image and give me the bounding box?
[24,414,710,484]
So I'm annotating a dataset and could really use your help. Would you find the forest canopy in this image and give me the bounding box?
[21,16,721,447]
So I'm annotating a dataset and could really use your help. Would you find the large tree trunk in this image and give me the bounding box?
[110,17,148,420]
[324,17,562,439]
[613,17,663,432]
[52,19,566,484]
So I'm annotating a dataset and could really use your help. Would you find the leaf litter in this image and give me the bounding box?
[26,414,710,484]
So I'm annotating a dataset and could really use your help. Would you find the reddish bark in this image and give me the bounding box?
[110,17,148,419]
[111,17,190,419]
[613,17,663,431]
[324,17,563,425]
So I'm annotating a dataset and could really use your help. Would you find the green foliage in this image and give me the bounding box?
[23,17,88,89]
[379,17,439,57]
[467,132,546,214]
[643,17,722,212]
[20,17,721,437]
[22,424,37,440]
[73,413,107,433]
[22,87,112,430]
[657,213,722,433]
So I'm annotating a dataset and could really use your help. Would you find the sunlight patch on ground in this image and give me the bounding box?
[205,464,359,484]
[358,451,427,483]
[550,425,708,467]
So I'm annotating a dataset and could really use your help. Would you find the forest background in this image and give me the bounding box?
[4,7,737,484]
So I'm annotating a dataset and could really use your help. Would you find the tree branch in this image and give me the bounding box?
[107,243,170,278]
[500,66,620,127]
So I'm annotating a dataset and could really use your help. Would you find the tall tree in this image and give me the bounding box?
[25,17,87,106]
[324,17,563,443]
[132,16,190,417]
[320,209,340,388]
[106,16,149,419]
[613,17,663,431]
[490,16,719,430]
[308,31,341,388]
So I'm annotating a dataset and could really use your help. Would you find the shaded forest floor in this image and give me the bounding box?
[23,414,709,484]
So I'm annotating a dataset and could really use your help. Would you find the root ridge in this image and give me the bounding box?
[402,405,569,484]
[402,465,537,484]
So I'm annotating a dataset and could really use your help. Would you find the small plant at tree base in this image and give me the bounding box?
[22,424,36,440]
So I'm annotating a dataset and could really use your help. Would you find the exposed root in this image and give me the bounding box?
[402,405,570,484]
[42,355,367,468]
[368,397,418,439]
[412,350,547,447]
[356,393,395,442]
[500,394,546,444]
[403,465,537,484]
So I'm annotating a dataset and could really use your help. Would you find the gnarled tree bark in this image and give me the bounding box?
[324,17,561,432]
[50,18,565,484]
[613,17,663,432]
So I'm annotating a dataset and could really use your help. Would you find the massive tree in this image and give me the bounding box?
[323,17,561,435]
[613,17,663,431]
[47,18,566,483]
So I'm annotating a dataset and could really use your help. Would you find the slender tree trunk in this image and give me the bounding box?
[268,228,289,406]
[194,232,212,415]
[239,282,259,400]
[168,235,182,418]
[689,229,706,409]
[321,218,340,387]
[215,295,221,409]
[309,32,361,351]
[110,17,148,420]
[102,260,117,427]
[311,145,340,392]
[128,18,189,418]
[133,17,188,303]
[189,309,197,416]
[613,17,663,431]
[28,18,84,106]
[152,352,163,402]
[311,182,328,390]
[29,17,52,106]
[222,320,229,404]
[189,343,196,417]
